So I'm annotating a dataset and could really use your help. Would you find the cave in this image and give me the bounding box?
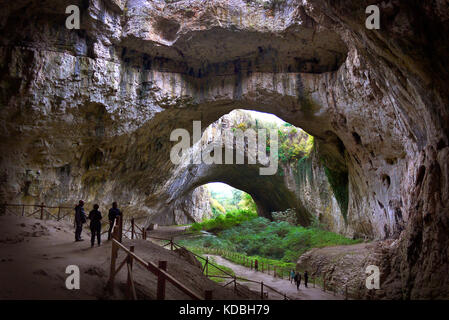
[0,0,448,301]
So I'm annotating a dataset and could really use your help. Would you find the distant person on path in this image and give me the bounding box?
[108,202,122,240]
[254,259,258,271]
[294,272,302,290]
[88,204,102,248]
[304,270,309,288]
[290,269,295,283]
[74,200,86,242]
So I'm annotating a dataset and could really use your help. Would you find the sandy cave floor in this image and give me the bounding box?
[0,214,258,300]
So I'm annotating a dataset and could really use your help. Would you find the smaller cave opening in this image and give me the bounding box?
[201,182,257,221]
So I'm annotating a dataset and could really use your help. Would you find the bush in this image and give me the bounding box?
[184,214,362,263]
[189,209,258,232]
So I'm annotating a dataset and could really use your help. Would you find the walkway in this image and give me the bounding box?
[206,254,343,300]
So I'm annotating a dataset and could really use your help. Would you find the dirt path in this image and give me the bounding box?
[206,254,344,300]
[147,225,192,240]
[147,225,344,300]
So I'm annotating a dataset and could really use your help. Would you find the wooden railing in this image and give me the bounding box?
[189,247,353,299]
[140,235,292,300]
[1,202,116,237]
[1,202,74,221]
[107,217,209,300]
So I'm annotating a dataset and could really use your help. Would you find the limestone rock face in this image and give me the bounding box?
[0,0,448,298]
[282,149,351,237]
[296,241,398,299]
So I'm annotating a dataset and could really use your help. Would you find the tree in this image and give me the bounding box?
[231,189,243,207]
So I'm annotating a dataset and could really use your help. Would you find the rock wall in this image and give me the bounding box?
[282,149,352,237]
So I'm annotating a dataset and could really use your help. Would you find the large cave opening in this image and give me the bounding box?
[165,109,324,227]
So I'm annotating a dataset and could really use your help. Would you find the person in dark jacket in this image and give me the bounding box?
[108,202,122,240]
[88,204,102,247]
[304,270,309,288]
[74,200,86,241]
[294,272,302,290]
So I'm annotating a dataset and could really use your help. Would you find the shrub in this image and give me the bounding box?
[189,209,258,232]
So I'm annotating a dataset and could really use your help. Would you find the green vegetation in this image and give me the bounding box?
[296,155,314,183]
[230,112,314,163]
[192,247,296,279]
[323,166,349,222]
[210,198,225,216]
[277,125,314,163]
[207,184,257,218]
[190,209,258,232]
[238,193,257,212]
[184,216,362,264]
[187,248,236,283]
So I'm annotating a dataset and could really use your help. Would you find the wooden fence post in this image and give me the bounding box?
[170,238,174,251]
[127,246,135,299]
[107,226,119,293]
[131,218,135,239]
[205,290,213,300]
[118,216,123,243]
[345,285,348,300]
[323,273,326,292]
[157,261,167,300]
[40,203,44,220]
[260,282,264,300]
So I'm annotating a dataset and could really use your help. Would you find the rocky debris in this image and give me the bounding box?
[296,241,392,299]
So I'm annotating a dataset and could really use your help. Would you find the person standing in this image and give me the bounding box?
[290,269,295,284]
[74,200,86,242]
[294,271,302,290]
[108,202,122,240]
[304,270,309,288]
[88,204,102,248]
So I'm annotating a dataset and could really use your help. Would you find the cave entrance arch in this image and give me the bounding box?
[164,110,315,226]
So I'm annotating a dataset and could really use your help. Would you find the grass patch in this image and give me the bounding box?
[182,217,362,264]
[190,209,258,232]
[188,248,235,283]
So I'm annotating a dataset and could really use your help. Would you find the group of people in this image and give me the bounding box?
[74,200,122,248]
[290,270,309,290]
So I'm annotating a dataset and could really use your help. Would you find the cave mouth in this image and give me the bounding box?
[199,182,257,220]
[172,109,315,226]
